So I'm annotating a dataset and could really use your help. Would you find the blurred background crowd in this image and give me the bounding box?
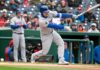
[0,0,100,32]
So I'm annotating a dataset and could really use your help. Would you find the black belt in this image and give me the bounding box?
[13,32,24,34]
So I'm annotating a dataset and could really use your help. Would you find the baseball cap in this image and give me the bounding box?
[2,9,7,13]
[91,23,97,27]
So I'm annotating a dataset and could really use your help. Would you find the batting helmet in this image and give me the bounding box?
[40,5,49,13]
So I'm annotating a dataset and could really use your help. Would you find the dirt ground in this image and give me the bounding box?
[0,62,100,70]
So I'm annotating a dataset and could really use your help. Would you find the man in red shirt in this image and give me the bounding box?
[0,9,8,27]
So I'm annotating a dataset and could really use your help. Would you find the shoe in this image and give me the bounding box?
[31,54,36,63]
[58,59,69,65]
[31,60,35,63]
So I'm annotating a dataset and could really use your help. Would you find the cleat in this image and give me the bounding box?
[31,60,35,63]
[58,59,69,65]
[31,54,36,63]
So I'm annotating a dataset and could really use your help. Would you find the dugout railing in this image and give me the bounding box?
[0,36,94,64]
[63,39,94,64]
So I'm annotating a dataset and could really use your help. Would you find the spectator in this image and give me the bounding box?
[56,0,69,13]
[70,23,77,32]
[64,42,75,63]
[75,6,84,23]
[26,43,34,62]
[77,24,86,32]
[8,0,18,12]
[65,18,73,26]
[82,18,90,31]
[60,18,66,26]
[0,0,8,10]
[84,10,96,23]
[94,45,100,64]
[0,9,9,27]
[5,39,22,62]
[58,18,72,31]
[33,43,42,53]
[48,0,57,11]
[23,0,29,7]
[36,0,48,11]
[64,42,69,62]
[87,23,99,32]
[29,16,39,30]
[23,13,30,24]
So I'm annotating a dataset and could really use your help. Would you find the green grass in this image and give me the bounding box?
[0,66,79,70]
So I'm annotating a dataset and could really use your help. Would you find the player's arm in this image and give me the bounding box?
[56,13,73,18]
[39,20,71,31]
[49,11,74,18]
[47,22,72,31]
[10,18,20,29]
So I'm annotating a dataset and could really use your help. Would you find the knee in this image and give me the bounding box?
[21,45,25,49]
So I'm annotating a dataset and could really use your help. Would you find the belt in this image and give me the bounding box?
[13,32,24,34]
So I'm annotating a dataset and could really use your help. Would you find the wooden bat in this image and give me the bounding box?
[75,4,100,19]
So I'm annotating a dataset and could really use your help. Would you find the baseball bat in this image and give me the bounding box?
[75,4,100,19]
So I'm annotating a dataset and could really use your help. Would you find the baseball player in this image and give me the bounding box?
[31,5,75,64]
[10,10,27,62]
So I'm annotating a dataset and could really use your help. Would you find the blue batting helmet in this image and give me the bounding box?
[40,5,49,13]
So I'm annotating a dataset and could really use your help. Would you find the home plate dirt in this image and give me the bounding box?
[0,62,100,70]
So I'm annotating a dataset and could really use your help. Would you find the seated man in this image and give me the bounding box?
[64,42,74,63]
[5,39,21,62]
[94,45,100,64]
[5,39,14,61]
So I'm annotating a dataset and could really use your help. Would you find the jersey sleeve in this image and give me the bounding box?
[10,18,20,29]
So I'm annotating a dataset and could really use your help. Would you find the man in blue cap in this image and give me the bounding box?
[31,5,76,64]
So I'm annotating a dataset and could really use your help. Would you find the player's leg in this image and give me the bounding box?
[20,34,27,62]
[41,34,53,55]
[13,33,19,62]
[31,34,53,63]
[53,30,69,64]
[31,50,43,63]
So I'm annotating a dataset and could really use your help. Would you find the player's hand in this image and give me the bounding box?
[64,26,72,32]
[19,24,23,27]
[49,10,57,14]
[72,14,78,19]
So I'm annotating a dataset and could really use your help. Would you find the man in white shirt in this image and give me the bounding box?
[87,23,99,32]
